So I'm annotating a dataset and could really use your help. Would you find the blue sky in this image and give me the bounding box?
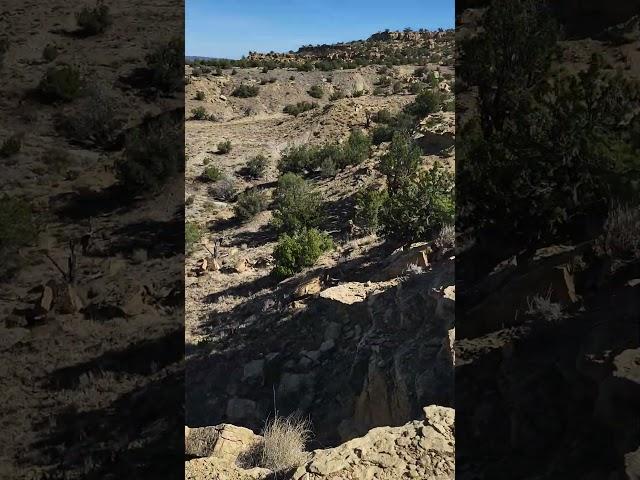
[186,0,454,59]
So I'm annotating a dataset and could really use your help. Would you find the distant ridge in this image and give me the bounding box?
[185,28,454,65]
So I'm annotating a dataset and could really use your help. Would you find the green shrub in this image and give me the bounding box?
[279,130,370,174]
[409,82,427,94]
[373,86,387,96]
[352,89,365,97]
[354,187,388,234]
[319,157,337,177]
[232,84,260,98]
[414,67,429,77]
[390,111,417,133]
[278,145,315,174]
[329,91,344,101]
[297,62,314,72]
[0,133,23,158]
[340,129,371,167]
[443,98,454,112]
[272,228,333,278]
[42,44,58,62]
[232,68,238,75]
[393,81,404,94]
[426,71,439,88]
[375,76,392,87]
[146,37,184,93]
[75,2,112,35]
[115,113,183,193]
[379,131,422,193]
[191,106,210,120]
[195,90,206,100]
[316,143,344,169]
[372,109,393,124]
[38,65,82,103]
[381,161,454,243]
[246,154,268,178]
[272,173,323,232]
[407,89,442,116]
[283,101,317,116]
[234,189,269,221]
[376,132,454,243]
[202,165,223,182]
[316,60,339,71]
[308,85,324,99]
[371,125,395,145]
[217,140,232,154]
[185,222,202,255]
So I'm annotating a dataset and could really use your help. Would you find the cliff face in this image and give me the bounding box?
[187,249,454,447]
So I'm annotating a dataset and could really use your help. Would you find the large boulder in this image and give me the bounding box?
[185,423,261,461]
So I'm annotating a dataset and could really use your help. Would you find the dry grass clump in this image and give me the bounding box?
[601,203,640,261]
[525,290,565,324]
[253,414,311,472]
[435,224,455,250]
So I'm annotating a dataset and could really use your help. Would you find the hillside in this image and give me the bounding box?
[456,3,640,479]
[185,29,455,478]
[247,29,454,67]
[0,1,184,478]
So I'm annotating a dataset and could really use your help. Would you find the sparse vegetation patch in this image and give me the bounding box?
[234,189,269,221]
[217,140,232,154]
[146,37,184,92]
[308,85,324,98]
[283,101,317,116]
[232,84,260,98]
[116,113,183,193]
[245,154,269,178]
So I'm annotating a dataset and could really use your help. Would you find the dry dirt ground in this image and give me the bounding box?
[0,1,183,478]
